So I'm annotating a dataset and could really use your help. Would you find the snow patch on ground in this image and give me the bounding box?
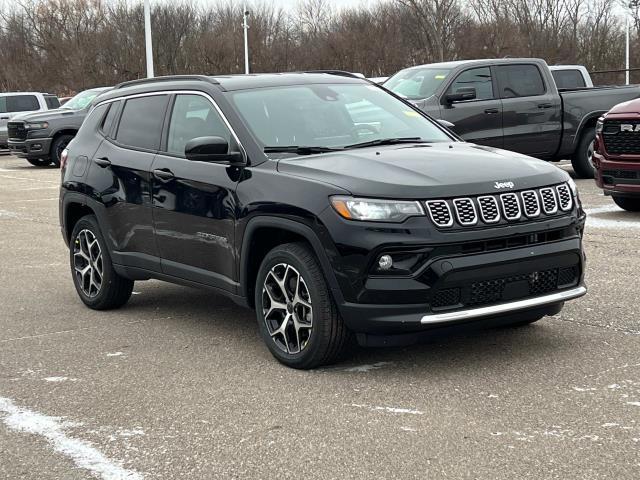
[0,396,143,480]
[106,352,125,357]
[349,403,423,415]
[344,361,393,372]
[585,205,640,230]
[43,377,77,383]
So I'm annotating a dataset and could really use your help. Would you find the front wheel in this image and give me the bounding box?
[571,130,596,179]
[70,215,134,310]
[51,134,74,167]
[613,196,640,212]
[255,242,351,369]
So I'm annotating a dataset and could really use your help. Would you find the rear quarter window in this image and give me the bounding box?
[552,70,586,89]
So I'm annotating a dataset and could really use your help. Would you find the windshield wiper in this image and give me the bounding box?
[264,145,343,155]
[343,137,428,150]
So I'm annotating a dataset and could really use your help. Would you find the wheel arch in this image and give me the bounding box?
[63,199,95,244]
[574,113,602,148]
[239,216,343,309]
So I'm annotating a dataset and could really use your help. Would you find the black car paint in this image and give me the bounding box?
[403,58,640,160]
[60,74,586,341]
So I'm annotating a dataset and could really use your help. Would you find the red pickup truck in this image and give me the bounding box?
[594,99,640,211]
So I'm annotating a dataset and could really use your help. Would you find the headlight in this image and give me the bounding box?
[331,196,424,222]
[25,122,49,130]
[595,119,603,135]
[567,178,578,197]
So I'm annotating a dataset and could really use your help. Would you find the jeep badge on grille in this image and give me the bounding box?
[494,181,515,189]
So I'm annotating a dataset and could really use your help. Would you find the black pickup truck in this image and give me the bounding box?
[385,58,640,178]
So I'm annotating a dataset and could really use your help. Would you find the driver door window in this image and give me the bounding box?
[166,94,232,156]
[446,67,494,101]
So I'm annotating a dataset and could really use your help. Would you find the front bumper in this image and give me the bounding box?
[8,137,52,158]
[0,130,7,149]
[337,236,586,335]
[593,151,640,197]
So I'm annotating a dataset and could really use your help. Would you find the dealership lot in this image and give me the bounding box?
[0,154,639,478]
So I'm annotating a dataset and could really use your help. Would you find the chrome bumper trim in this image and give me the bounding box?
[420,286,586,324]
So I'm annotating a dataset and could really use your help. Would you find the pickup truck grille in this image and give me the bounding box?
[7,122,27,141]
[602,120,640,155]
[425,183,573,229]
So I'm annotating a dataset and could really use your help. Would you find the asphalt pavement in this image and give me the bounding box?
[0,154,639,479]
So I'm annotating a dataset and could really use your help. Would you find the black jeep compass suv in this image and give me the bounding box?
[59,73,587,369]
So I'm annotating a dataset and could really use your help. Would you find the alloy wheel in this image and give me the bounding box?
[262,263,313,354]
[587,139,595,167]
[73,229,103,297]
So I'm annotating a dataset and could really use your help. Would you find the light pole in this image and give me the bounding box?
[144,0,154,78]
[627,1,640,85]
[242,7,250,74]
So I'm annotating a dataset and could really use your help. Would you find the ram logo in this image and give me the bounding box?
[494,181,515,190]
[620,124,640,132]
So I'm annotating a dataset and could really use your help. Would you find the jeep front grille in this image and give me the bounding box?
[426,200,453,228]
[425,183,573,229]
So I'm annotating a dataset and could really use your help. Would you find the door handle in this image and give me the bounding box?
[153,168,175,181]
[484,108,499,114]
[94,157,111,168]
[538,103,553,109]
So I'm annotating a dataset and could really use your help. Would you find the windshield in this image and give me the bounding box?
[62,89,105,110]
[229,83,451,152]
[385,68,452,100]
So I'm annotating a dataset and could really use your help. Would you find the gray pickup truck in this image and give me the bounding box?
[385,58,640,178]
[8,87,110,167]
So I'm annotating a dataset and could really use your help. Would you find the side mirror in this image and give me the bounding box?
[436,119,455,129]
[184,136,244,165]
[444,87,477,104]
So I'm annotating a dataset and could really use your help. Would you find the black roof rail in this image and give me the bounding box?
[114,75,218,89]
[302,70,364,79]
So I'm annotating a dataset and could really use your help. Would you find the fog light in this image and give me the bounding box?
[378,254,393,270]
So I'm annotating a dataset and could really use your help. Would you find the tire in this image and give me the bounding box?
[51,134,74,167]
[571,129,596,179]
[255,242,351,369]
[27,158,52,167]
[69,215,133,310]
[612,195,640,212]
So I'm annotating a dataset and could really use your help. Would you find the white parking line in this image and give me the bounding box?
[585,204,640,229]
[0,396,143,480]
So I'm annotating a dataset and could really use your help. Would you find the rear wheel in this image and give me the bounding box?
[51,134,74,167]
[571,129,595,179]
[255,242,350,369]
[27,158,52,167]
[612,196,640,212]
[70,215,133,310]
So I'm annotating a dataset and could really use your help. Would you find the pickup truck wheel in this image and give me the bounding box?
[255,242,350,369]
[70,215,134,310]
[612,196,640,212]
[571,130,595,179]
[27,158,52,167]
[51,134,74,167]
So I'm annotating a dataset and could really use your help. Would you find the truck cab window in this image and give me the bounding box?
[447,67,494,100]
[496,65,545,98]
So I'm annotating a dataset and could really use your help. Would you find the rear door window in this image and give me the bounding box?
[495,65,546,98]
[166,94,232,156]
[446,67,494,100]
[0,95,40,113]
[45,96,60,109]
[115,95,169,150]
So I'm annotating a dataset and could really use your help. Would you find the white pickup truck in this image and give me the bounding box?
[549,65,594,89]
[0,92,60,153]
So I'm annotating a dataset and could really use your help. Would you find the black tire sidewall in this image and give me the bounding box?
[51,134,74,166]
[255,245,333,368]
[69,215,119,308]
[612,195,640,212]
[572,130,595,179]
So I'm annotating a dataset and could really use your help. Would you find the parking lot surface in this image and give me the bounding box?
[0,154,639,479]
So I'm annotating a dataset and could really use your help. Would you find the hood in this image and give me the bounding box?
[607,98,640,115]
[10,108,80,123]
[277,142,569,198]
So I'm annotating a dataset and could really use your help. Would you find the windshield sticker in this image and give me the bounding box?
[403,111,420,117]
[435,75,446,79]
